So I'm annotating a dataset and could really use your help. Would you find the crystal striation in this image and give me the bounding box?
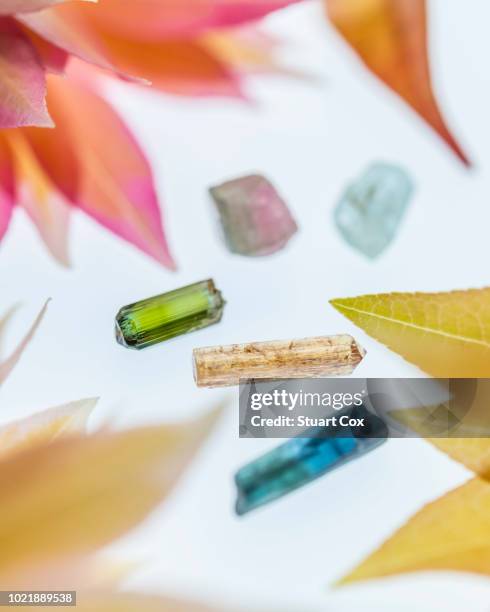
[116,279,225,350]
[235,404,387,515]
[193,335,365,388]
[334,162,414,258]
[209,174,298,257]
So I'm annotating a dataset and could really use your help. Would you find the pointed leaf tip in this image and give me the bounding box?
[0,397,98,459]
[24,76,176,268]
[0,300,50,387]
[337,478,490,585]
[330,288,490,377]
[325,0,470,165]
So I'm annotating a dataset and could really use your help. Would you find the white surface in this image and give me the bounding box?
[1,1,490,609]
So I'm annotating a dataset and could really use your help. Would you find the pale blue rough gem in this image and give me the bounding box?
[334,162,414,258]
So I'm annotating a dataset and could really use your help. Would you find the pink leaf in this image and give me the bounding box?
[8,130,71,266]
[21,76,175,268]
[20,1,302,48]
[82,0,305,39]
[0,18,52,128]
[0,136,15,241]
[24,28,69,73]
[0,301,49,387]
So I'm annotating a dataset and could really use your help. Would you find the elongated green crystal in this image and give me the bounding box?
[116,279,225,350]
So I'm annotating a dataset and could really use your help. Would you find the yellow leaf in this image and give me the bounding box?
[0,410,218,576]
[330,288,490,377]
[429,439,490,479]
[0,300,49,386]
[0,398,96,458]
[338,478,490,584]
[387,379,490,476]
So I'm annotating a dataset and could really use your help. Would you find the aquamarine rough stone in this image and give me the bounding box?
[235,405,387,515]
[334,162,414,258]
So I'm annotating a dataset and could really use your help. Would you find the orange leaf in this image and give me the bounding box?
[21,0,301,44]
[88,33,243,97]
[0,411,218,575]
[8,130,71,265]
[325,0,469,165]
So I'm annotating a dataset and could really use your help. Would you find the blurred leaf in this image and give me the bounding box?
[0,19,52,128]
[430,438,490,478]
[21,2,296,96]
[9,130,72,265]
[0,301,49,386]
[0,0,87,15]
[22,0,301,44]
[330,288,490,377]
[337,477,490,584]
[0,411,218,574]
[87,0,302,38]
[53,592,221,611]
[15,75,175,268]
[22,27,70,73]
[0,398,97,458]
[325,0,469,165]
[0,135,15,240]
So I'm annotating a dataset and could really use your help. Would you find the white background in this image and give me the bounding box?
[2,0,490,610]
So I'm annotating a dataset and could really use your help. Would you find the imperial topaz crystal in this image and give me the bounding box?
[235,404,387,515]
[116,279,225,349]
[209,174,298,256]
[334,162,414,258]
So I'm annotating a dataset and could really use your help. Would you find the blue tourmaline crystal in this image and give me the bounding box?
[334,162,414,258]
[235,405,387,515]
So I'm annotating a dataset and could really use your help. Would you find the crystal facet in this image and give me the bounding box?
[235,405,387,515]
[209,174,298,256]
[334,162,414,258]
[116,279,225,350]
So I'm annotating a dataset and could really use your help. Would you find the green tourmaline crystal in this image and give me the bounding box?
[116,279,225,350]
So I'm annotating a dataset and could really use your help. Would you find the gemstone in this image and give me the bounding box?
[193,335,365,388]
[209,174,298,256]
[235,404,387,515]
[334,162,414,258]
[116,279,225,350]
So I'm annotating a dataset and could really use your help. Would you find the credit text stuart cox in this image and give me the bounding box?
[249,389,366,428]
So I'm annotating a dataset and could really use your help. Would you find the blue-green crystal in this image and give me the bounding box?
[334,162,414,258]
[235,405,387,515]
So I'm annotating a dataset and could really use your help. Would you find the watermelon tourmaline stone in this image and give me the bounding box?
[116,279,225,350]
[209,174,298,257]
